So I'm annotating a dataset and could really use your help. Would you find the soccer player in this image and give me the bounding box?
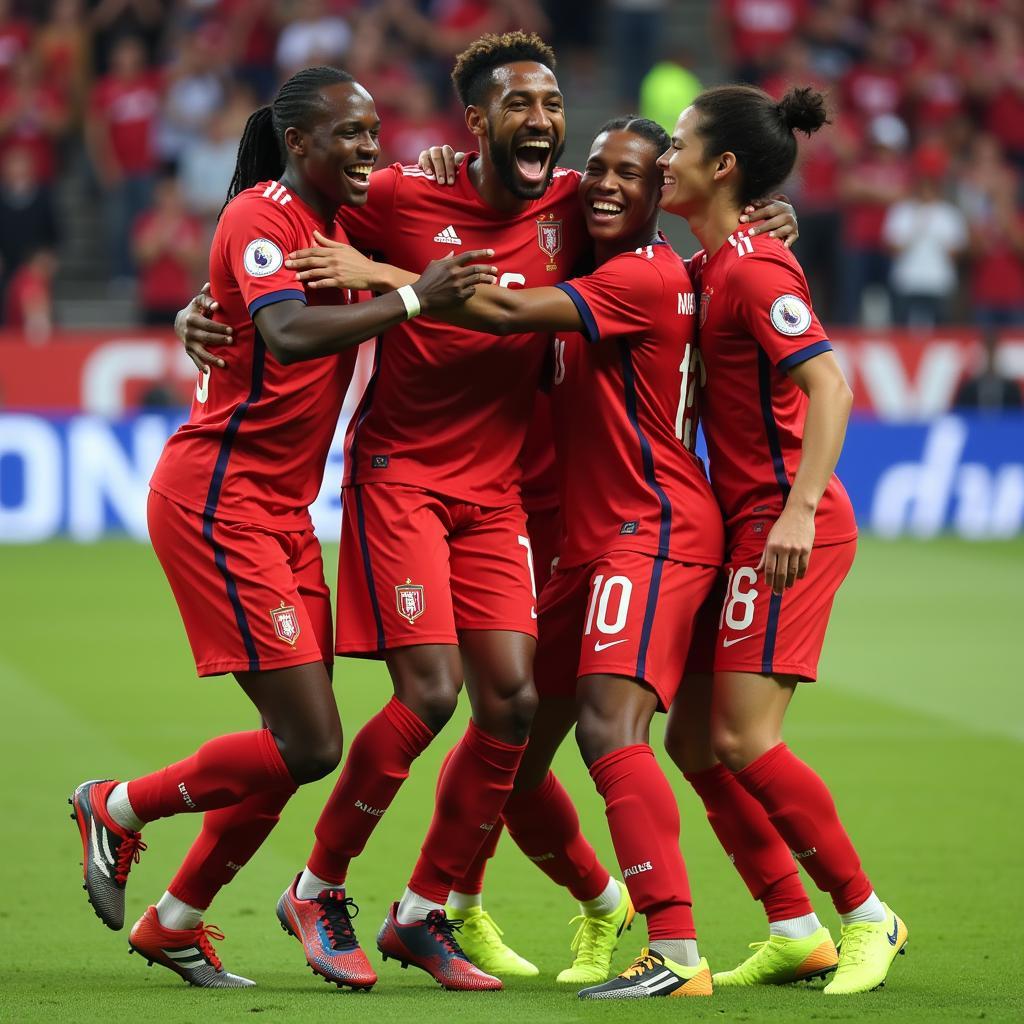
[69,66,492,989]
[287,115,730,999]
[179,39,802,990]
[657,85,908,995]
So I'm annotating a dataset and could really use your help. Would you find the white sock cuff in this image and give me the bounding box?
[295,867,343,901]
[106,782,144,832]
[581,876,621,917]
[447,890,483,911]
[156,891,203,931]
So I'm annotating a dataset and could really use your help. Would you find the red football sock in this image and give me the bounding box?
[503,770,610,902]
[408,721,525,905]
[127,729,294,823]
[685,763,813,922]
[167,783,296,909]
[736,743,873,914]
[590,744,695,940]
[443,746,503,895]
[307,697,433,884]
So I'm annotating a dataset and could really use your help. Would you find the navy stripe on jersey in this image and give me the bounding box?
[248,289,306,318]
[200,331,267,670]
[202,516,260,671]
[353,486,386,651]
[554,282,600,343]
[636,555,666,683]
[619,342,672,558]
[777,339,832,372]
[757,347,791,502]
[761,591,783,673]
[345,336,383,486]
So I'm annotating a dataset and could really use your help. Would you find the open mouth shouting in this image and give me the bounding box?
[514,137,553,184]
[344,162,374,190]
[590,199,624,222]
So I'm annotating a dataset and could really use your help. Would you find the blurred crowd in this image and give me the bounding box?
[1,0,1023,340]
[709,0,1024,329]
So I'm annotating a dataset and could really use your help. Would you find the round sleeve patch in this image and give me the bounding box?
[769,294,812,336]
[243,238,284,277]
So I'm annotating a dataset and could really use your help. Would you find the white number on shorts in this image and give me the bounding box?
[719,566,759,631]
[196,367,210,404]
[674,342,705,449]
[499,272,526,289]
[584,574,633,636]
[517,534,538,619]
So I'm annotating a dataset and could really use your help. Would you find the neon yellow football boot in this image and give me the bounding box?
[443,904,538,977]
[556,881,635,985]
[824,904,908,995]
[713,927,838,986]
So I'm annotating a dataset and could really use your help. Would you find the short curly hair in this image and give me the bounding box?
[451,31,557,107]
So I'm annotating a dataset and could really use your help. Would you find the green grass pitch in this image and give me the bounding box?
[2,537,1022,1022]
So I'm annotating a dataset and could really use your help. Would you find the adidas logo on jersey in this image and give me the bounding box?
[433,225,462,245]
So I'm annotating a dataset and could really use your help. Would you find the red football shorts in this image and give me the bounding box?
[534,550,718,710]
[147,490,333,677]
[524,501,562,594]
[336,483,539,654]
[685,533,857,681]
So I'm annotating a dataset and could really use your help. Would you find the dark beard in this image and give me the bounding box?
[487,126,566,199]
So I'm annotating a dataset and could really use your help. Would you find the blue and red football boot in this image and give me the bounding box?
[376,903,502,991]
[69,779,146,930]
[276,874,377,990]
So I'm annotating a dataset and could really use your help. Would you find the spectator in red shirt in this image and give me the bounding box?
[0,0,32,87]
[0,55,70,186]
[837,113,912,324]
[974,15,1024,170]
[713,0,808,84]
[842,28,906,131]
[86,34,163,281]
[131,173,205,325]
[5,247,56,343]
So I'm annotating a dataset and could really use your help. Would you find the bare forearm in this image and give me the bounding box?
[787,379,852,513]
[261,293,411,364]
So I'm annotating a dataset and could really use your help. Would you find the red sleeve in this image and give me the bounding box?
[553,249,663,343]
[220,193,305,317]
[336,163,401,253]
[728,250,831,370]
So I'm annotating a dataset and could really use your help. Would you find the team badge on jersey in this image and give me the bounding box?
[270,602,301,645]
[396,579,425,623]
[536,213,562,270]
[244,238,284,278]
[700,289,712,328]
[769,294,812,336]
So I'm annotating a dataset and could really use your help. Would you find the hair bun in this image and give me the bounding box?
[777,87,828,137]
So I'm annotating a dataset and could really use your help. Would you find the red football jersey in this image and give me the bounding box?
[550,241,724,568]
[691,230,857,543]
[150,180,357,530]
[338,157,587,505]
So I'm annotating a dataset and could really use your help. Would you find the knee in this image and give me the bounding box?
[401,680,459,735]
[474,675,537,743]
[574,704,620,767]
[710,721,757,773]
[663,719,715,776]
[280,726,343,785]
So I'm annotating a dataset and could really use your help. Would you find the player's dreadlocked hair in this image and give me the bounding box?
[596,116,670,157]
[451,31,556,107]
[222,66,355,215]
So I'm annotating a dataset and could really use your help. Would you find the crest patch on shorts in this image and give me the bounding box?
[396,579,425,623]
[270,602,300,645]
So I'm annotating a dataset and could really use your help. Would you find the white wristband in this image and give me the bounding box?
[396,284,421,320]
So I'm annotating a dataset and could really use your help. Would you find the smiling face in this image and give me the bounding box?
[657,106,721,218]
[579,129,662,247]
[472,61,566,200]
[288,81,380,208]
